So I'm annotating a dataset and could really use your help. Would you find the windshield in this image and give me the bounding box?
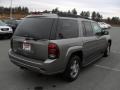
[14,18,54,39]
[4,20,17,26]
[0,20,6,26]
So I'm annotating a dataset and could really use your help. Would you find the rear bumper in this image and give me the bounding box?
[8,49,64,75]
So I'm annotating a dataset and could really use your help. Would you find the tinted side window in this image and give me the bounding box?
[91,22,102,34]
[82,21,93,36]
[56,19,79,39]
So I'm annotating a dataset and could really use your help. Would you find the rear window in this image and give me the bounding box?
[14,18,54,39]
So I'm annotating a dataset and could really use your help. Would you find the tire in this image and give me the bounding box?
[3,34,12,39]
[19,66,28,71]
[7,34,12,39]
[0,36,2,39]
[63,55,81,82]
[104,43,111,57]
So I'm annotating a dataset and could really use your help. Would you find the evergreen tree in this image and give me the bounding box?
[85,11,90,18]
[92,11,97,20]
[72,8,77,15]
[80,11,84,17]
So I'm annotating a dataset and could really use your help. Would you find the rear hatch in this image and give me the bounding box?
[12,17,56,61]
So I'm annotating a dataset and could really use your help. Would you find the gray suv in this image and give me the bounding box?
[9,14,112,81]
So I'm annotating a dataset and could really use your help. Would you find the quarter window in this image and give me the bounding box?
[56,19,79,39]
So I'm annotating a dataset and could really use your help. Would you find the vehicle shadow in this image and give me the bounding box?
[18,69,68,90]
[17,60,100,90]
[14,54,114,90]
[0,37,11,40]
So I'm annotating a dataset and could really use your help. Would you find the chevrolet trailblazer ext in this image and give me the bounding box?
[9,14,112,82]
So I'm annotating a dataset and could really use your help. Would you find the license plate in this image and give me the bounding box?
[1,28,9,31]
[23,42,31,51]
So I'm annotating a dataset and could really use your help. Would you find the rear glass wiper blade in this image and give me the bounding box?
[23,35,48,41]
[25,37,39,41]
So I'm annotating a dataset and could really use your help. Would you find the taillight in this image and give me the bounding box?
[48,43,59,59]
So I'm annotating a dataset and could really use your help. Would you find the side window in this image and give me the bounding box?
[91,22,102,34]
[82,21,93,36]
[56,19,79,39]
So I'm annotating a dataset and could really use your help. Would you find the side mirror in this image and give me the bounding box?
[102,28,107,30]
[102,30,109,35]
[95,32,102,36]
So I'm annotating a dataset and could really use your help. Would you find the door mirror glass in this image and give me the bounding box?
[102,30,109,35]
[95,32,102,36]
[102,28,107,30]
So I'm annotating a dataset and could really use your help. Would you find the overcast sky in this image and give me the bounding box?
[0,0,120,18]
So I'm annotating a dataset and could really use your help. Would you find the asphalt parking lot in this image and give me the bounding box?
[0,27,120,90]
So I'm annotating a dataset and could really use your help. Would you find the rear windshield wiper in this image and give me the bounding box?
[25,37,40,41]
[23,34,48,41]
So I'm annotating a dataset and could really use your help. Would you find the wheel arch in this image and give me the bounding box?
[66,50,83,67]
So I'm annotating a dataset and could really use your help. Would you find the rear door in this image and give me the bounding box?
[82,21,99,63]
[12,17,56,61]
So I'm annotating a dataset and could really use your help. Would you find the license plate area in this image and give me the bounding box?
[1,28,9,31]
[23,41,31,51]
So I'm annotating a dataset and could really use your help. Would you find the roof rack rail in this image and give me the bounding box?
[26,13,58,18]
[57,13,91,20]
[27,13,91,20]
